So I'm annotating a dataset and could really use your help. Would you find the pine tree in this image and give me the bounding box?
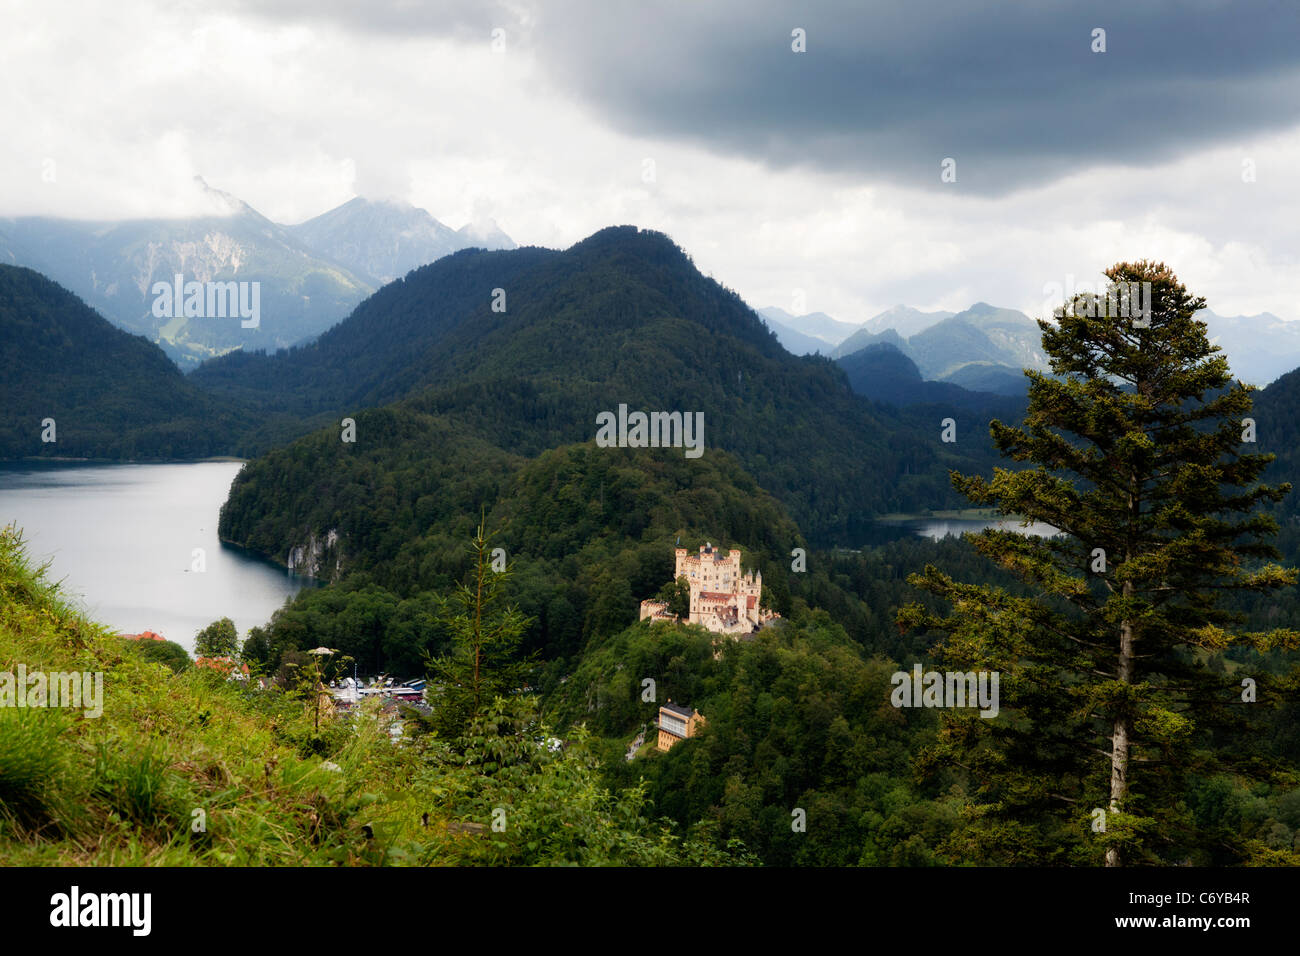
[899,261,1300,866]
[425,519,533,740]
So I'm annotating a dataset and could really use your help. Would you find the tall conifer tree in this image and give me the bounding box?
[899,261,1300,865]
[426,519,533,740]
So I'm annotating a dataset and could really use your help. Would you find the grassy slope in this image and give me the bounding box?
[0,525,744,866]
[0,525,397,864]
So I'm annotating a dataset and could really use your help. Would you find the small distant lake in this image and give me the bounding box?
[0,461,311,653]
[881,516,1061,541]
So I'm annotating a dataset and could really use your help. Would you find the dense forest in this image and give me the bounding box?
[232,441,805,669]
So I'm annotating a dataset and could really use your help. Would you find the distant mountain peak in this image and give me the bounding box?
[1196,308,1300,385]
[320,196,438,225]
[456,216,517,250]
[755,306,863,350]
[842,305,956,352]
[192,176,255,219]
[286,197,516,284]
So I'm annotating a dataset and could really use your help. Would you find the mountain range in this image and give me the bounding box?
[284,196,516,286]
[762,301,1300,390]
[756,307,863,354]
[8,221,1300,554]
[0,181,514,369]
[763,301,1047,389]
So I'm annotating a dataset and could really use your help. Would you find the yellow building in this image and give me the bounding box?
[657,701,705,751]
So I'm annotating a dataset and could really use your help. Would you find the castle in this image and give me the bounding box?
[639,542,779,635]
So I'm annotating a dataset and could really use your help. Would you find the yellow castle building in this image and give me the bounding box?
[639,542,779,636]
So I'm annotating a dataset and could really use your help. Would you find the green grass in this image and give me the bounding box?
[0,523,747,866]
[0,523,406,864]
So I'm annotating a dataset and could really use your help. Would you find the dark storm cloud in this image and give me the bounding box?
[242,0,1300,195]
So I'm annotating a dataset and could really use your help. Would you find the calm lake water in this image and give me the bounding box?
[0,461,310,653]
[887,517,1061,541]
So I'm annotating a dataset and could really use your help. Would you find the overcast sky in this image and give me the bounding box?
[3,0,1298,322]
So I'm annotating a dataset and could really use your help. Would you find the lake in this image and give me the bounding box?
[882,516,1061,541]
[0,461,311,653]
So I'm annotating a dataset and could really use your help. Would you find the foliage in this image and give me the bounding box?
[0,524,757,865]
[0,265,250,459]
[406,695,754,866]
[555,612,959,865]
[424,520,534,740]
[195,617,239,659]
[655,576,691,619]
[121,636,191,673]
[898,262,1300,865]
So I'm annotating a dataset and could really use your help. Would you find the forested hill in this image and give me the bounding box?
[191,226,801,412]
[1250,366,1300,524]
[205,226,1012,546]
[189,244,557,413]
[222,430,806,663]
[835,341,1028,416]
[0,265,248,459]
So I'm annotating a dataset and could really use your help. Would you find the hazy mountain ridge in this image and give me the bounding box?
[757,310,831,355]
[757,306,861,346]
[286,196,516,286]
[903,305,1047,380]
[1,181,374,369]
[834,341,1026,417]
[814,300,1300,389]
[861,304,958,339]
[1199,309,1300,386]
[0,185,515,370]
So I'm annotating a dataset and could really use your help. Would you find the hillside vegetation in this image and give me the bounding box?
[0,265,250,459]
[0,525,746,865]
